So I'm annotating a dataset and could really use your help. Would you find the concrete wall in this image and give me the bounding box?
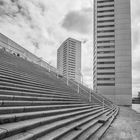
[115,0,132,105]
[0,33,58,73]
[94,0,132,105]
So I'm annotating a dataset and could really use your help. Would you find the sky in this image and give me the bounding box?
[0,0,139,97]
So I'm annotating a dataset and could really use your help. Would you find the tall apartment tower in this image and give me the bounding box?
[93,0,132,105]
[57,38,81,83]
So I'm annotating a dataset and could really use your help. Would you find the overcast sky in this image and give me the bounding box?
[0,0,139,97]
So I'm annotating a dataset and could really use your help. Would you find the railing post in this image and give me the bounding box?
[77,83,79,93]
[67,78,69,86]
[89,89,92,102]
[90,88,91,94]
[111,104,114,118]
[103,98,104,112]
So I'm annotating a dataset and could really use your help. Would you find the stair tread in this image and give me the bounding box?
[77,123,102,140]
[0,107,99,130]
[0,103,91,110]
[90,109,118,140]
[0,105,93,121]
[0,100,84,104]
[38,110,110,140]
[0,94,82,101]
[0,90,80,99]
[0,104,98,115]
[55,109,112,140]
[0,81,74,94]
[2,108,105,140]
[0,50,118,140]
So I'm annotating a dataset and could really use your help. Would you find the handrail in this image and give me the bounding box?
[0,34,115,109]
[58,75,113,110]
[1,48,114,109]
[65,77,113,106]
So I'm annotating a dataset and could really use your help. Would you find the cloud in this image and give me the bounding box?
[0,0,139,97]
[0,0,4,6]
[62,8,92,34]
[0,0,49,51]
[0,0,93,90]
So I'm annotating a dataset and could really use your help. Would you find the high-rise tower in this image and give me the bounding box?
[93,0,132,105]
[57,38,81,83]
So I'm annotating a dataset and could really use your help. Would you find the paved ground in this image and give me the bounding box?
[102,106,140,140]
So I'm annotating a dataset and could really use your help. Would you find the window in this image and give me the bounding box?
[97,83,115,86]
[97,20,114,23]
[97,9,114,13]
[97,56,115,59]
[97,40,115,43]
[97,51,115,54]
[97,72,115,75]
[97,78,115,80]
[97,5,114,8]
[97,61,115,64]
[97,0,114,3]
[97,67,115,70]
[97,30,114,33]
[97,35,115,38]
[97,46,115,49]
[97,25,114,28]
[97,15,114,18]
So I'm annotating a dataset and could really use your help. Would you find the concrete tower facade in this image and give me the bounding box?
[93,0,132,105]
[57,38,81,83]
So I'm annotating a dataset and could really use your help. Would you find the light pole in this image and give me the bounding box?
[66,73,69,86]
[75,68,83,84]
[75,69,81,93]
[80,72,83,85]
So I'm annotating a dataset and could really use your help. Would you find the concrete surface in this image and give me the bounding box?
[102,106,140,140]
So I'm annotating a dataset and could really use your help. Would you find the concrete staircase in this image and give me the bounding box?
[0,49,119,140]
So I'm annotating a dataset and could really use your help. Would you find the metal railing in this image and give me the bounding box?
[1,47,115,111]
[0,35,115,111]
[52,73,115,111]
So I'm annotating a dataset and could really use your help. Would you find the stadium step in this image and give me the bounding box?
[0,105,96,124]
[38,108,112,140]
[0,100,86,107]
[90,107,119,140]
[0,107,103,139]
[0,94,83,102]
[0,104,95,115]
[0,49,119,140]
[0,90,82,100]
[0,107,106,140]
